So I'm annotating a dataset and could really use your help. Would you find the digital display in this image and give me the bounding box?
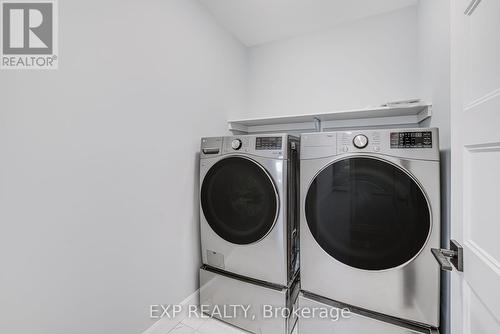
[256,137,282,150]
[390,131,432,149]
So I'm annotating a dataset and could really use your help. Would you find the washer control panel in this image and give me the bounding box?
[255,136,283,150]
[231,139,242,150]
[200,134,293,159]
[390,131,433,148]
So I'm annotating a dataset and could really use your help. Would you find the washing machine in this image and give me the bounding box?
[199,134,299,287]
[300,128,440,327]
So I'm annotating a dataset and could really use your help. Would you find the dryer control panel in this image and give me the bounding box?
[301,128,439,161]
[338,131,382,154]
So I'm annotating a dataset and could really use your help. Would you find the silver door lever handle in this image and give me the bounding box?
[431,240,464,272]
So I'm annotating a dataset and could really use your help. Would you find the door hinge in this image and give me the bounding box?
[431,240,464,272]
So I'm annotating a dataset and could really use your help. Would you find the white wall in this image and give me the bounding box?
[0,1,246,334]
[417,1,451,334]
[245,6,419,119]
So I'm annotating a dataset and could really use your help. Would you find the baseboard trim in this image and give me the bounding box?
[141,289,200,334]
[180,289,200,307]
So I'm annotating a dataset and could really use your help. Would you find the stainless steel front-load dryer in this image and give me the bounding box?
[200,134,299,286]
[300,128,441,327]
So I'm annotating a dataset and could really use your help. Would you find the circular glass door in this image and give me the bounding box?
[305,157,430,270]
[201,156,278,245]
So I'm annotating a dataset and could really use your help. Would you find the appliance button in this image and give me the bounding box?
[231,139,242,150]
[353,134,369,149]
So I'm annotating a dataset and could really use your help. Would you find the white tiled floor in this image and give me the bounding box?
[167,308,298,334]
[168,318,244,334]
[167,308,246,334]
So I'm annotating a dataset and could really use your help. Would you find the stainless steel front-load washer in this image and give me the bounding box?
[199,134,299,287]
[300,128,441,327]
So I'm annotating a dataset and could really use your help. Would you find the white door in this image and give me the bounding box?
[450,0,500,333]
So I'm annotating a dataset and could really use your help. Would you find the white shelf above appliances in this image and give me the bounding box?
[228,103,432,134]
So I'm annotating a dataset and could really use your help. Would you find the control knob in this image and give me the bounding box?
[231,139,242,150]
[353,134,369,149]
